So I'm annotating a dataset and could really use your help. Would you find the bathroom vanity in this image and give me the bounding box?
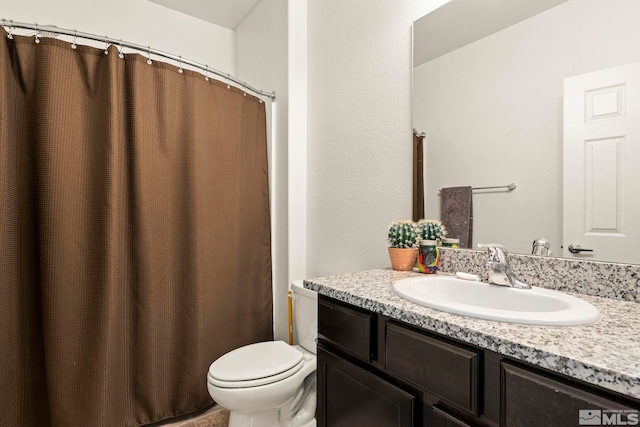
[306,268,640,427]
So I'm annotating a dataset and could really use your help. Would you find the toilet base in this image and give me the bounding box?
[228,411,316,427]
[229,411,316,427]
[226,373,316,427]
[228,409,278,427]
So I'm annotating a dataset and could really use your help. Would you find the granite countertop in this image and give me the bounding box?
[304,268,640,399]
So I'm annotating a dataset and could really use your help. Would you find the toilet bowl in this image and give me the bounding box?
[207,281,317,427]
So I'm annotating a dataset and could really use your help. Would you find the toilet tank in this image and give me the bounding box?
[291,280,317,354]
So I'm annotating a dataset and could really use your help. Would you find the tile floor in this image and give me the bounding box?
[150,405,229,427]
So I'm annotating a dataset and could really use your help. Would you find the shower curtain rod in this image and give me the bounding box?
[0,19,276,101]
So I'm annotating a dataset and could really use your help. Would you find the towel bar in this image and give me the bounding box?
[438,183,516,194]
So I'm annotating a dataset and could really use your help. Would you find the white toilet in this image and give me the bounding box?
[207,281,317,427]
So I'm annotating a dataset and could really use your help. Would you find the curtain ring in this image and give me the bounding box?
[34,22,40,44]
[104,36,109,55]
[71,29,77,49]
[118,39,124,59]
[204,65,209,82]
[178,55,183,73]
[146,46,152,65]
[2,19,13,39]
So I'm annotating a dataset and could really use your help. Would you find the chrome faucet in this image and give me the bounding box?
[477,243,531,289]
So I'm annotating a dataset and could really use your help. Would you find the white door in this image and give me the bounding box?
[563,62,640,264]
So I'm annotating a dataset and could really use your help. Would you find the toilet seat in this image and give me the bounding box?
[208,341,304,389]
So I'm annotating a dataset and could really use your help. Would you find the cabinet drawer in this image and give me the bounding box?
[318,296,375,362]
[501,362,637,427]
[385,322,480,415]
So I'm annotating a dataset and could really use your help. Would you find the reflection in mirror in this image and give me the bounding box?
[413,0,640,264]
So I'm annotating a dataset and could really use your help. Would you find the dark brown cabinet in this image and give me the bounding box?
[318,346,416,427]
[501,362,637,427]
[318,296,375,362]
[432,407,473,427]
[317,294,640,427]
[385,321,481,416]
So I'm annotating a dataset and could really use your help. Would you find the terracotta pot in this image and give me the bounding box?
[388,247,418,271]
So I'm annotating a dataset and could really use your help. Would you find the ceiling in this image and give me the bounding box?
[147,0,260,30]
[413,0,569,67]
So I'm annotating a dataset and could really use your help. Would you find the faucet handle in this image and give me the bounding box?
[477,243,509,264]
[477,243,531,289]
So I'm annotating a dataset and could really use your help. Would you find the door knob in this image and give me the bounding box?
[568,244,594,254]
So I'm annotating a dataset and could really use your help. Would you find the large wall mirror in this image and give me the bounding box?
[413,0,640,264]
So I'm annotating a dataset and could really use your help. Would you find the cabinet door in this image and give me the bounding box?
[317,346,416,427]
[501,362,638,427]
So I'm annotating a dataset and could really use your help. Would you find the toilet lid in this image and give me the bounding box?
[208,341,304,383]
[208,358,304,388]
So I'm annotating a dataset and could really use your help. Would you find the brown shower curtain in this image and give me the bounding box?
[0,31,273,427]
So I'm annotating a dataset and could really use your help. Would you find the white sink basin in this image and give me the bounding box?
[393,276,600,326]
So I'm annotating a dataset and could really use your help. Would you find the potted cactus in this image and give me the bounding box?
[387,220,419,271]
[415,219,446,242]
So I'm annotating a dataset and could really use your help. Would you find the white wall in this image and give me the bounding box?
[305,0,448,278]
[235,0,289,341]
[1,0,235,74]
[413,0,640,255]
[286,0,308,292]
